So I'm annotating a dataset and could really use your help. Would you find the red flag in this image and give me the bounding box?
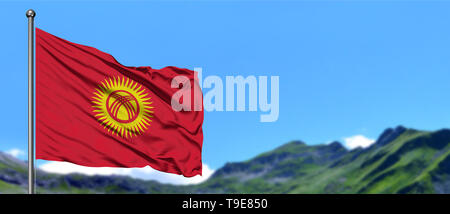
[35,28,204,177]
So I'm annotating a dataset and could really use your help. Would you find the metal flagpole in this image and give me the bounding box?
[26,9,36,194]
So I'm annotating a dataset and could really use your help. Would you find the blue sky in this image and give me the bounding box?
[2,0,450,182]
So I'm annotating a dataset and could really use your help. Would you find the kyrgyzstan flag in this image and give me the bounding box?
[36,28,204,177]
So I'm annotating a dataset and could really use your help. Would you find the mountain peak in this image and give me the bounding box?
[374,125,407,147]
[0,151,26,168]
[273,140,306,151]
[327,141,345,151]
[287,140,306,146]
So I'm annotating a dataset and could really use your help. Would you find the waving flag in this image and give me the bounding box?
[35,28,203,177]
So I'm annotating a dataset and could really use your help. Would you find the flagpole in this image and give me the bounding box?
[26,9,36,194]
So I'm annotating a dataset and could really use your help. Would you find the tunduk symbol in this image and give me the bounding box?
[106,90,140,123]
[92,76,154,138]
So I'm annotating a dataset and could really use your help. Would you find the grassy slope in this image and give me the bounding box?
[279,129,450,193]
[194,129,450,194]
[2,128,450,194]
[0,180,25,194]
[313,130,429,193]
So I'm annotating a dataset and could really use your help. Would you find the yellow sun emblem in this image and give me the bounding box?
[91,76,154,138]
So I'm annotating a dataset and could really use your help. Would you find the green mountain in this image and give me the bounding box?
[1,126,450,193]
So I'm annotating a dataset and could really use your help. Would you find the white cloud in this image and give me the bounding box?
[39,161,214,185]
[5,148,25,158]
[343,135,375,149]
